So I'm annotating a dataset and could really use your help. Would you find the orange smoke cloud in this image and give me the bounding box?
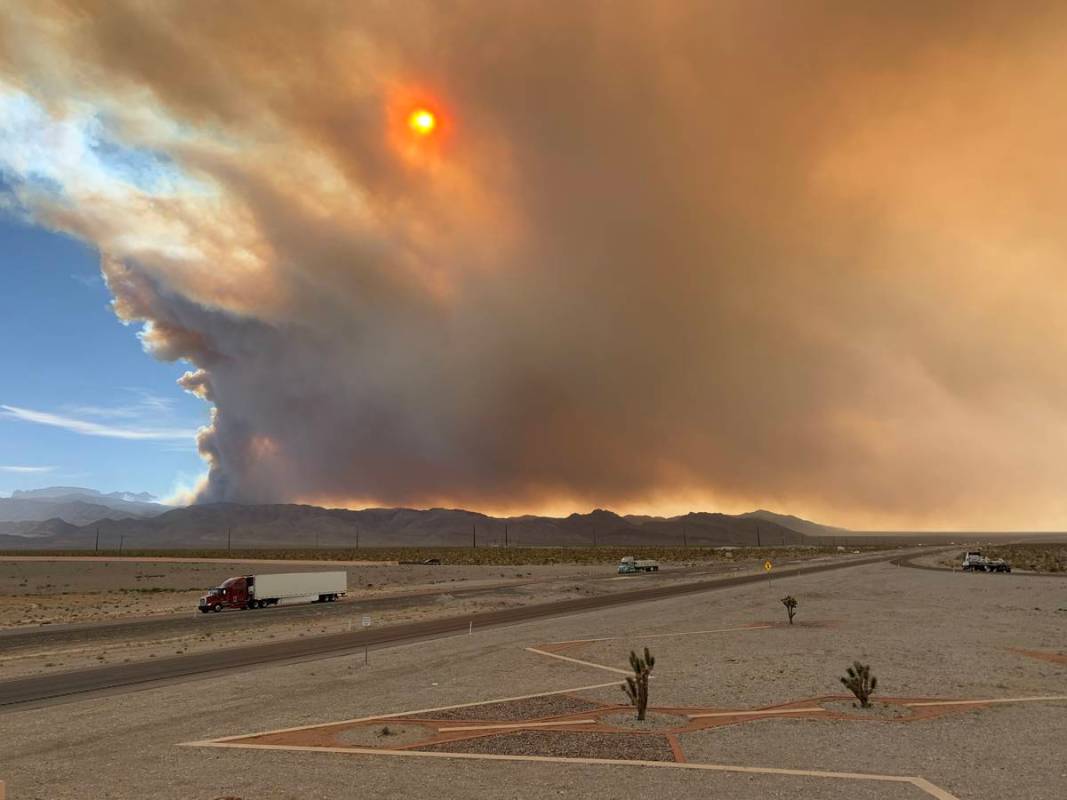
[3,1,1067,529]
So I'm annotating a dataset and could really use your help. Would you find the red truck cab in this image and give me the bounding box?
[198,575,253,612]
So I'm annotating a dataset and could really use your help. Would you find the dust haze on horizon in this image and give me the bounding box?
[2,1,1067,531]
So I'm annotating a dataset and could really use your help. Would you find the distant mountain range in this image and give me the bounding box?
[12,487,158,503]
[0,491,853,549]
[0,487,167,528]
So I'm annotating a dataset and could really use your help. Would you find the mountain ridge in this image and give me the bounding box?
[0,500,846,549]
[0,486,168,525]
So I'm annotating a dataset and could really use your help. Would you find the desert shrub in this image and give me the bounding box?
[780,595,798,624]
[621,647,656,720]
[840,661,877,708]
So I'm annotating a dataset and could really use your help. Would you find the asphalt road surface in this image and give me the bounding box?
[0,549,928,712]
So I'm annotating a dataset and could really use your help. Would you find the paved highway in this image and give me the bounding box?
[0,554,814,649]
[0,559,752,650]
[0,577,544,649]
[0,549,929,712]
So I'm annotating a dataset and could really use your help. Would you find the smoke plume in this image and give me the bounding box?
[3,1,1067,528]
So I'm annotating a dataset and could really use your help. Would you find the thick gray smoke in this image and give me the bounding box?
[3,1,1067,528]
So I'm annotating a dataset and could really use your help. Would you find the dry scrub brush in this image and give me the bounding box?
[621,647,656,720]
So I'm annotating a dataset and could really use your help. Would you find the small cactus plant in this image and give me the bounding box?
[621,647,655,720]
[840,661,877,708]
[781,595,798,624]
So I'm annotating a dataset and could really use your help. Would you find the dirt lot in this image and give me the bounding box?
[1,557,1064,799]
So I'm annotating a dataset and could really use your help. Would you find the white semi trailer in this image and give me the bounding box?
[618,556,660,574]
[198,571,347,612]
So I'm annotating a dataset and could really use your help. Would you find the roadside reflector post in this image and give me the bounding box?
[764,559,773,589]
[469,621,473,636]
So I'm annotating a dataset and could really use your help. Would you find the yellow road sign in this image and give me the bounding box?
[763,560,773,572]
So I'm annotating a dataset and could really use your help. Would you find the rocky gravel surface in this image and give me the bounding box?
[418,694,603,721]
[419,729,676,761]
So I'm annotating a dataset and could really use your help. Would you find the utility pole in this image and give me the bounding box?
[119,535,125,554]
[756,525,762,547]
[95,527,100,553]
[355,527,360,550]
[683,525,688,548]
[593,527,597,547]
[472,523,476,549]
[504,524,508,549]
[316,531,320,549]
[227,528,232,553]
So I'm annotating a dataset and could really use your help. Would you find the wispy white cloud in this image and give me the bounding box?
[1,404,197,441]
[71,272,103,288]
[67,388,178,420]
[0,465,54,473]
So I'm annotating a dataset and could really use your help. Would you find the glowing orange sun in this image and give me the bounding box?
[408,108,437,136]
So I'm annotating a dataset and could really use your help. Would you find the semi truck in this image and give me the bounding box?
[197,571,347,612]
[618,556,660,574]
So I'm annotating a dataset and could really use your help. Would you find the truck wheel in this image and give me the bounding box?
[212,603,222,613]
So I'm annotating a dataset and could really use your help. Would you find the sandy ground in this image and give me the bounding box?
[1,559,1065,799]
[0,560,603,627]
[0,550,865,628]
[0,553,844,679]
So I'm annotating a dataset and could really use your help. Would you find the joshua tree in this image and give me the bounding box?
[840,661,877,708]
[621,647,655,720]
[780,595,798,625]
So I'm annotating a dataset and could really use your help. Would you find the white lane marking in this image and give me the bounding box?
[437,719,597,732]
[688,707,826,719]
[193,681,620,742]
[184,741,960,799]
[524,647,632,676]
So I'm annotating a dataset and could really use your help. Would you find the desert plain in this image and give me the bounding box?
[0,546,1064,799]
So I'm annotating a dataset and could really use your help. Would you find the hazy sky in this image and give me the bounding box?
[2,1,1067,529]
